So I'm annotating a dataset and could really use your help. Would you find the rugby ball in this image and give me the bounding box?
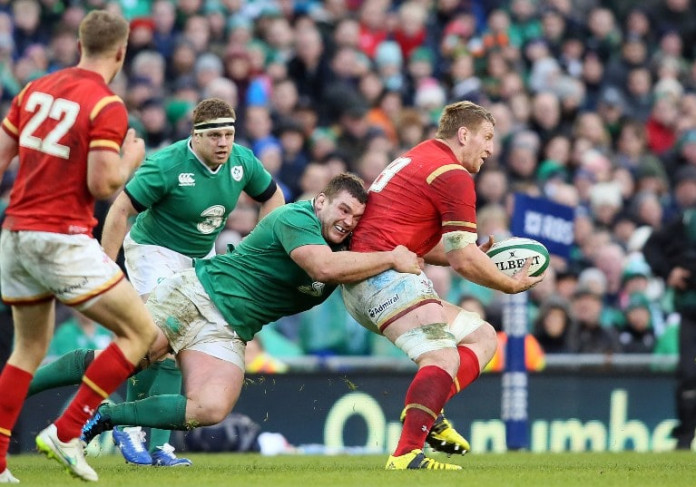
[486,237,549,277]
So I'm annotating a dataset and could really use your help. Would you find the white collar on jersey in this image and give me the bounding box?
[188,138,223,175]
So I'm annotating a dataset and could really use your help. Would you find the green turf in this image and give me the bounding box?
[6,451,696,486]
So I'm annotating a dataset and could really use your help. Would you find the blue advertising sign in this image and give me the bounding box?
[503,194,574,449]
[511,194,574,258]
[502,292,529,450]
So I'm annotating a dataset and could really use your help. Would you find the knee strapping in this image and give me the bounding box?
[394,323,456,361]
[450,310,485,343]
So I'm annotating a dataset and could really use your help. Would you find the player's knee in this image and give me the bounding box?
[479,321,497,346]
[122,316,158,344]
[200,404,232,426]
[185,393,234,426]
[416,346,459,375]
[395,323,458,370]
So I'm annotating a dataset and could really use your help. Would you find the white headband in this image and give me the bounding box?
[193,117,236,133]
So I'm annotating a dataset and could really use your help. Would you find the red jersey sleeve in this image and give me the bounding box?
[88,95,127,154]
[1,84,31,140]
[426,165,478,238]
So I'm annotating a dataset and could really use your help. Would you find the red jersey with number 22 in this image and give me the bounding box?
[1,67,128,236]
[351,139,478,256]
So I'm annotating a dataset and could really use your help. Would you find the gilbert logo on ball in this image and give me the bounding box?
[486,237,550,277]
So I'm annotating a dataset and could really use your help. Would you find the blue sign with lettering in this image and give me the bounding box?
[511,194,574,258]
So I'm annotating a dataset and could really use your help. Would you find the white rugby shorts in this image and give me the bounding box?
[342,269,486,343]
[123,232,215,296]
[0,230,123,307]
[341,269,441,333]
[146,268,245,371]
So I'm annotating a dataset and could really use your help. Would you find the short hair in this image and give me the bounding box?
[131,50,165,77]
[192,98,237,125]
[79,10,129,57]
[322,173,367,204]
[435,101,496,140]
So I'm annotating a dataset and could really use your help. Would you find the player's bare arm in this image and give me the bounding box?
[447,242,543,293]
[423,240,448,266]
[258,185,285,220]
[290,244,420,284]
[0,130,18,179]
[87,128,144,199]
[102,191,139,261]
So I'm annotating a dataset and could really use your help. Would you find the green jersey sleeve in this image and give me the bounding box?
[234,145,273,199]
[124,155,171,209]
[273,205,326,254]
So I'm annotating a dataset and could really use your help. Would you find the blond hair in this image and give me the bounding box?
[435,101,495,140]
[79,10,129,57]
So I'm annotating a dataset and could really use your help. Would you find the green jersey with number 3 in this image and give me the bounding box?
[126,138,273,258]
[195,199,339,341]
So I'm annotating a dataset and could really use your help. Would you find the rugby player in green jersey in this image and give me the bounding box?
[98,97,284,466]
[27,174,421,445]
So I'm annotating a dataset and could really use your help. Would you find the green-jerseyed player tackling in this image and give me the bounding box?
[97,97,284,466]
[27,174,423,445]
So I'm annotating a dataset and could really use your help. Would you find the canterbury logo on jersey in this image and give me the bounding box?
[178,173,195,186]
[298,281,326,297]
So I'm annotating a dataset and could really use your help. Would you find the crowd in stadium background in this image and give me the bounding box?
[0,0,695,365]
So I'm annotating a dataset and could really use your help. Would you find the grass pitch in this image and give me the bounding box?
[6,451,696,486]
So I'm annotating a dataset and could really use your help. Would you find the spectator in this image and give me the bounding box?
[644,199,696,449]
[277,119,310,198]
[614,120,667,183]
[151,0,178,61]
[287,25,332,107]
[270,78,299,124]
[126,17,156,64]
[193,52,224,92]
[625,67,654,122]
[356,149,389,188]
[167,38,197,82]
[357,0,390,59]
[585,7,621,64]
[11,0,49,59]
[203,77,238,108]
[617,293,657,354]
[129,50,165,93]
[47,25,79,73]
[604,35,649,91]
[645,95,679,155]
[508,0,542,49]
[476,167,509,209]
[393,1,428,60]
[533,295,575,354]
[570,286,621,355]
[137,97,172,152]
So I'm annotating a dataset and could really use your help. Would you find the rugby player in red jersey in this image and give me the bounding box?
[343,101,544,470]
[0,10,157,483]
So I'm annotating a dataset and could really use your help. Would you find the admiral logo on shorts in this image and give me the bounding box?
[178,173,196,186]
[368,294,400,318]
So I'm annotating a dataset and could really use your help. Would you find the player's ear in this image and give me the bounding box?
[314,193,326,211]
[457,126,469,145]
[115,43,126,63]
